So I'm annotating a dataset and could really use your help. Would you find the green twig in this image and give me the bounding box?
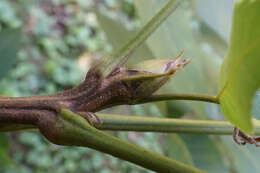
[94,114,260,135]
[135,93,219,104]
[101,0,183,75]
[4,114,260,136]
[60,109,203,173]
[3,113,260,136]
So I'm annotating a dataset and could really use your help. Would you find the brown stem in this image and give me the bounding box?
[0,67,131,126]
[0,95,62,126]
[0,55,201,130]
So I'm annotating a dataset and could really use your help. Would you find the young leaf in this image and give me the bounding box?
[125,52,191,99]
[218,0,260,134]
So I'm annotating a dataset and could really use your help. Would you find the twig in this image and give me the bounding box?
[135,93,219,104]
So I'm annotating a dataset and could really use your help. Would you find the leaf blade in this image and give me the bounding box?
[219,0,260,134]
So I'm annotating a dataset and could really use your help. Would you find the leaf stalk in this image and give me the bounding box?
[135,93,219,104]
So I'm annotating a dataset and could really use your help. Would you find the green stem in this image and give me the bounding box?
[94,114,260,135]
[4,114,260,136]
[60,109,203,173]
[4,113,260,136]
[135,93,219,104]
[101,0,182,75]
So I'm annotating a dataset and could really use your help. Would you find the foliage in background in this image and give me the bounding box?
[0,0,150,172]
[1,0,260,172]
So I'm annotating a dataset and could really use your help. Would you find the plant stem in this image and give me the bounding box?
[4,113,260,136]
[135,93,219,104]
[101,0,183,75]
[94,114,260,135]
[60,109,203,173]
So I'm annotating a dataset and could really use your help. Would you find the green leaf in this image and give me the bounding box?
[0,29,21,80]
[218,0,260,134]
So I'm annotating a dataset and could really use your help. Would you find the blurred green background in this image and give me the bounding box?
[1,0,260,173]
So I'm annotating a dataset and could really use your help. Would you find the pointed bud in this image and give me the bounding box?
[123,51,192,99]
